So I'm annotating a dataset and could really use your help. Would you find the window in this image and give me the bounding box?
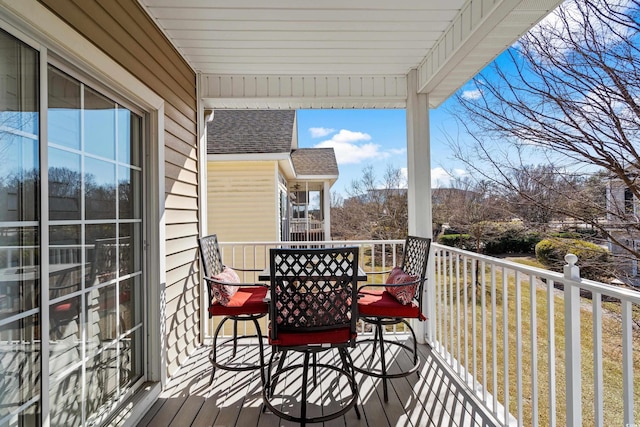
[624,187,634,215]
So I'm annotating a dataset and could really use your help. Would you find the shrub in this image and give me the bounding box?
[484,227,541,255]
[535,238,610,281]
[437,233,475,251]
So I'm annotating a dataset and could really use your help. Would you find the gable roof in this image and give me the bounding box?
[291,148,339,177]
[207,109,295,154]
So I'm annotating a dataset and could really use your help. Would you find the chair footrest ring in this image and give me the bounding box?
[262,361,358,424]
[352,337,420,379]
[210,334,268,372]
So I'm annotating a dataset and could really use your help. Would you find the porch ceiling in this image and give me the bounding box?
[139,0,562,108]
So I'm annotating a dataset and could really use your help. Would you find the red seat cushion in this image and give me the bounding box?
[53,301,74,313]
[208,286,268,316]
[269,327,355,347]
[358,289,426,320]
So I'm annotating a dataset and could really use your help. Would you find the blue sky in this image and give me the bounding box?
[296,98,468,197]
[295,45,537,197]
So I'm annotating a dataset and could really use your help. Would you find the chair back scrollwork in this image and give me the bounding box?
[401,236,431,308]
[269,246,359,342]
[198,234,225,278]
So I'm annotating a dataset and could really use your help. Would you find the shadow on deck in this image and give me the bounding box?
[137,337,498,426]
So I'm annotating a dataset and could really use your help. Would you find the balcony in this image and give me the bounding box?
[143,239,640,426]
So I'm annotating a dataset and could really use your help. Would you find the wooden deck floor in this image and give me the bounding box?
[138,337,498,427]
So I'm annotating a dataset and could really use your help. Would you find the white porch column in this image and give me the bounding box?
[323,181,331,241]
[406,68,432,344]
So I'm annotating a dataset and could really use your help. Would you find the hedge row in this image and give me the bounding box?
[437,229,541,255]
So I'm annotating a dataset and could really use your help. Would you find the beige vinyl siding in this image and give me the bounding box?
[38,0,200,377]
[207,161,278,243]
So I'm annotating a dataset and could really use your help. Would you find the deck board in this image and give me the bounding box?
[139,337,499,427]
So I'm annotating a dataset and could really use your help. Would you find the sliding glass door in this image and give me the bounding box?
[0,29,146,426]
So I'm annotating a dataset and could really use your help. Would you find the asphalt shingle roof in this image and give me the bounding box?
[291,148,339,176]
[207,109,295,154]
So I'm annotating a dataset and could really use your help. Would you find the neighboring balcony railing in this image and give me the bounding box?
[212,240,640,427]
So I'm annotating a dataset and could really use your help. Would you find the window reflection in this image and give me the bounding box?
[86,284,117,348]
[49,294,81,379]
[49,148,81,220]
[0,227,39,318]
[85,88,115,160]
[120,329,143,389]
[50,368,82,427]
[85,224,116,288]
[85,157,116,220]
[85,345,118,424]
[119,166,141,219]
[0,137,38,222]
[117,109,141,167]
[0,315,40,421]
[48,67,80,150]
[49,225,82,299]
[120,223,141,275]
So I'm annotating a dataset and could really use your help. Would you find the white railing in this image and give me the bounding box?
[217,239,404,276]
[210,239,640,427]
[289,218,324,232]
[432,244,640,427]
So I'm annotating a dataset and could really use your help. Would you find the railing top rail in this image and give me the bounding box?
[433,243,640,305]
[217,240,640,304]
[219,239,405,246]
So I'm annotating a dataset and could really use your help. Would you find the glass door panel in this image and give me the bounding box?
[47,65,144,426]
[0,29,41,426]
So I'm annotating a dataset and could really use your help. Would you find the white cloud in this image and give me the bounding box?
[431,167,467,188]
[461,89,482,100]
[398,166,468,188]
[309,127,335,138]
[316,140,385,165]
[389,148,406,155]
[315,129,383,165]
[331,129,371,143]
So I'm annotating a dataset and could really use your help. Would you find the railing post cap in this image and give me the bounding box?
[565,253,578,265]
[564,253,580,281]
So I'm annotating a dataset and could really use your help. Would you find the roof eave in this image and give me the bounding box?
[207,153,290,161]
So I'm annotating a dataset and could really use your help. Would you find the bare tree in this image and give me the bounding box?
[433,177,506,252]
[450,0,640,260]
[331,164,408,240]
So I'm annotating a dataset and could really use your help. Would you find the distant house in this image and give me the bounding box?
[206,110,338,243]
[606,168,640,284]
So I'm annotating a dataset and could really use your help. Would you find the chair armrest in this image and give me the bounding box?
[204,277,269,288]
[356,269,395,294]
[357,283,383,294]
[224,265,262,273]
[380,277,423,287]
[357,277,423,293]
[365,269,393,275]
